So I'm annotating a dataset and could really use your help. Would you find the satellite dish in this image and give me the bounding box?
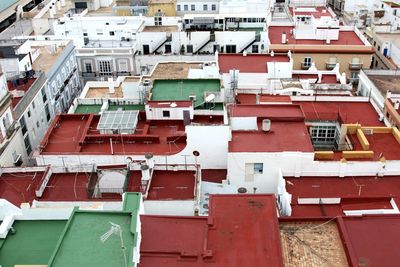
[205,94,215,102]
[238,187,247,193]
[193,150,200,156]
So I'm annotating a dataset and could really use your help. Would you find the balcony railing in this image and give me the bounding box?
[349,62,363,70]
[326,62,337,70]
[349,77,359,84]
[81,72,97,77]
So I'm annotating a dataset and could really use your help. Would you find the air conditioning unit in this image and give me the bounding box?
[189,95,196,101]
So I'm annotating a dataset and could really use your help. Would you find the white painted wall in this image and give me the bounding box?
[0,128,28,167]
[227,152,315,194]
[36,125,231,169]
[0,107,14,139]
[144,200,195,215]
[228,151,400,194]
[344,0,378,13]
[145,105,194,120]
[0,58,20,78]
[230,117,258,130]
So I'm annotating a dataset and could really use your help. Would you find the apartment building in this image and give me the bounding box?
[0,67,28,167]
[268,5,374,83]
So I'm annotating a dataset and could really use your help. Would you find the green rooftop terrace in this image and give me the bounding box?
[0,220,66,267]
[108,104,145,111]
[48,211,136,267]
[151,79,221,108]
[74,104,102,114]
[74,104,145,114]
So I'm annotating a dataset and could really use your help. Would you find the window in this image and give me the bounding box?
[245,163,263,181]
[109,31,115,36]
[203,4,207,11]
[20,117,27,135]
[27,109,31,118]
[154,16,162,26]
[45,104,51,122]
[253,163,263,174]
[24,135,32,155]
[177,4,181,11]
[186,44,193,53]
[165,44,172,53]
[85,63,93,73]
[36,121,40,128]
[226,45,236,53]
[191,4,195,11]
[184,4,188,11]
[252,44,258,53]
[118,60,128,72]
[211,4,216,11]
[163,110,170,117]
[394,10,397,15]
[32,100,35,109]
[98,61,112,76]
[83,32,88,36]
[303,57,312,67]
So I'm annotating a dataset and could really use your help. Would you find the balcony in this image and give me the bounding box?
[116,71,132,76]
[301,62,311,70]
[81,72,97,77]
[326,62,337,70]
[349,62,363,70]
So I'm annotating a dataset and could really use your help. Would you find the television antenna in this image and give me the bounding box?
[100,222,128,267]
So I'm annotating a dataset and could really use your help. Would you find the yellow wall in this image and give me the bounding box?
[314,151,334,160]
[148,2,176,16]
[342,151,374,159]
[291,53,372,77]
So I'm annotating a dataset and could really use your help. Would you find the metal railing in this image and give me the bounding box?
[349,62,363,70]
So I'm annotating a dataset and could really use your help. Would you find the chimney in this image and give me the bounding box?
[281,32,286,44]
[145,153,155,169]
[60,0,65,7]
[326,37,331,44]
[108,77,115,94]
[56,0,61,11]
[141,165,150,181]
[49,6,54,18]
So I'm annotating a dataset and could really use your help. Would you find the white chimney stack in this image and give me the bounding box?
[108,77,115,94]
[145,153,155,169]
[141,165,150,181]
[49,6,54,18]
[281,32,286,44]
[56,0,61,11]
[61,0,65,7]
